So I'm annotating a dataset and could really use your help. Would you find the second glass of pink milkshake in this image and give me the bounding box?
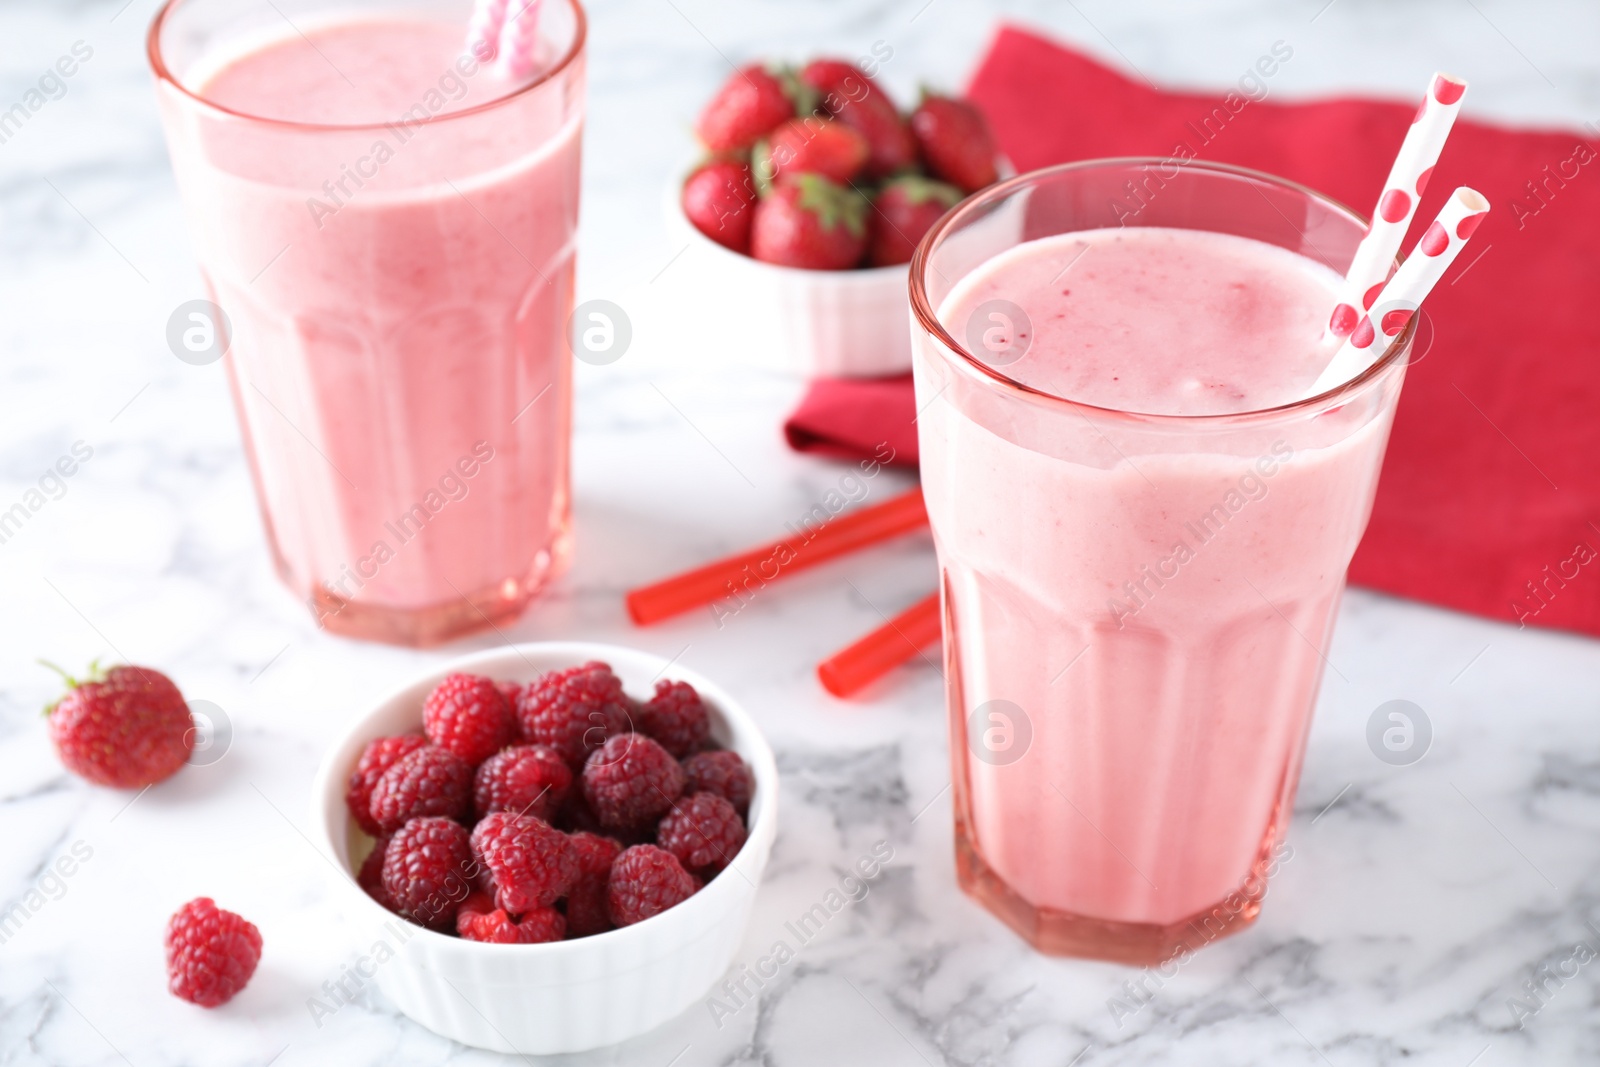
[910,160,1415,964]
[150,0,585,645]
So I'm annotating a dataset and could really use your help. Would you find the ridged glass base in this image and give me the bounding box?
[953,814,1266,965]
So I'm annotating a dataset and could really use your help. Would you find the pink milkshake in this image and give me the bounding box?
[150,0,586,645]
[910,161,1413,963]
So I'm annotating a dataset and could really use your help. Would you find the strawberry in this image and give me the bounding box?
[681,160,758,253]
[695,65,795,152]
[800,59,915,179]
[909,94,999,194]
[44,662,194,788]
[867,175,963,267]
[750,174,868,270]
[753,116,869,187]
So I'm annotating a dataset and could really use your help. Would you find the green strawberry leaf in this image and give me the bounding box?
[794,174,867,238]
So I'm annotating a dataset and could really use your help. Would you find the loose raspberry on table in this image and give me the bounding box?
[357,835,394,910]
[381,817,477,930]
[46,663,194,789]
[516,662,633,768]
[346,734,428,835]
[474,745,572,822]
[607,845,698,927]
[638,679,710,758]
[681,749,753,817]
[423,673,516,765]
[565,831,623,937]
[368,745,472,833]
[164,897,262,1008]
[455,891,566,944]
[470,812,578,913]
[582,734,685,831]
[657,792,747,874]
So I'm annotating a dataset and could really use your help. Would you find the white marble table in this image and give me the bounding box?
[3,0,1599,1063]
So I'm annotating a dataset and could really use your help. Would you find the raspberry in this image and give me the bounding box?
[565,831,622,937]
[555,787,604,835]
[368,746,472,833]
[582,734,685,831]
[46,663,194,789]
[474,745,572,822]
[682,750,753,817]
[381,817,477,930]
[638,680,710,758]
[470,812,578,913]
[164,897,262,1008]
[423,673,516,765]
[516,662,633,768]
[607,845,697,927]
[657,793,747,874]
[455,891,566,944]
[496,680,524,707]
[357,836,394,910]
[346,734,428,835]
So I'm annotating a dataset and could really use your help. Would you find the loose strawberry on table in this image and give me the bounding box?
[868,175,964,266]
[682,160,759,253]
[751,174,868,270]
[910,94,1000,193]
[45,662,194,789]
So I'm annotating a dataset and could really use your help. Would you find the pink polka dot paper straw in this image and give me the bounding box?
[497,0,543,79]
[1328,73,1468,339]
[1309,186,1490,394]
[465,0,510,61]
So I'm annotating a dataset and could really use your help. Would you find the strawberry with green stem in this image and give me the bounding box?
[43,660,194,788]
[751,173,869,270]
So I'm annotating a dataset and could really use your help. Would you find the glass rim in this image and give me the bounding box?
[907,157,1417,426]
[146,0,587,133]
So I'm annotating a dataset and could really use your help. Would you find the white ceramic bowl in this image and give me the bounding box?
[309,642,778,1055]
[663,177,912,379]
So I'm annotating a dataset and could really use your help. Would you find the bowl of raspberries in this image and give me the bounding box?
[669,56,1001,379]
[311,642,776,1054]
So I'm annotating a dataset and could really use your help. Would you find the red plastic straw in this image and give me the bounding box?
[817,592,941,698]
[625,489,929,625]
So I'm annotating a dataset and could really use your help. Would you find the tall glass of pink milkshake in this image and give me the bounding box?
[150,0,585,645]
[910,160,1415,964]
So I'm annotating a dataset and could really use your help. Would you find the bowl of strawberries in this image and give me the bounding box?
[670,56,1002,378]
[311,642,777,1054]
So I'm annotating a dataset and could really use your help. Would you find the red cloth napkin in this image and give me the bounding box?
[784,25,1600,635]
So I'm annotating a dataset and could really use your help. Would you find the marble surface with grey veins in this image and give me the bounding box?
[2,0,1599,1063]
